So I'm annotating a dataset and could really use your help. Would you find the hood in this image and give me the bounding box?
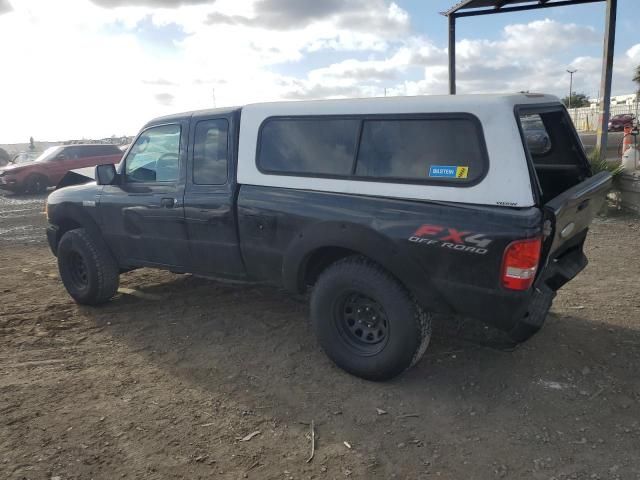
[47,180,100,205]
[0,163,27,173]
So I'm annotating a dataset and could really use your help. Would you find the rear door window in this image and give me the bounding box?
[63,146,82,160]
[193,119,229,185]
[77,146,100,158]
[92,145,120,156]
[354,118,486,183]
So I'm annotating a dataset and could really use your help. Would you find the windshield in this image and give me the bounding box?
[35,146,63,162]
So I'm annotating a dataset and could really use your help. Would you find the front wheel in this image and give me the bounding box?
[310,256,431,381]
[57,228,120,305]
[25,174,48,194]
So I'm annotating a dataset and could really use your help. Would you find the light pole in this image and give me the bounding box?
[567,69,577,109]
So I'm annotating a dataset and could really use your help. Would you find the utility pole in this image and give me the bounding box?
[595,0,618,162]
[212,87,217,108]
[448,14,456,95]
[567,69,577,110]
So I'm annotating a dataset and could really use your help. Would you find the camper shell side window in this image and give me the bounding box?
[256,114,489,187]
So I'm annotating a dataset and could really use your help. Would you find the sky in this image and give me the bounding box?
[0,0,638,143]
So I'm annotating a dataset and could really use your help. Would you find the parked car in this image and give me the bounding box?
[608,114,635,132]
[0,144,122,193]
[45,94,611,380]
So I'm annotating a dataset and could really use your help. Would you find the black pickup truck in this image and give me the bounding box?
[45,94,611,380]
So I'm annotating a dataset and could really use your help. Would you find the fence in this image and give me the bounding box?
[568,102,639,132]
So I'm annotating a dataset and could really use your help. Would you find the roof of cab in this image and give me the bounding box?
[144,93,560,127]
[61,143,121,148]
[240,92,561,117]
[144,106,240,127]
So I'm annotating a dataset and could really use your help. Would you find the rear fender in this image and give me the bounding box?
[282,221,449,312]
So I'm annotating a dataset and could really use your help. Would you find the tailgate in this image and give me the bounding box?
[544,171,612,258]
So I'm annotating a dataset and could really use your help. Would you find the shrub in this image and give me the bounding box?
[588,147,623,177]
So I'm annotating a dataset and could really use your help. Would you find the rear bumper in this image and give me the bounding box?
[46,224,59,256]
[424,246,588,342]
[508,247,588,341]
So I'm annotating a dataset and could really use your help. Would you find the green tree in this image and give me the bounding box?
[29,136,36,151]
[561,92,590,109]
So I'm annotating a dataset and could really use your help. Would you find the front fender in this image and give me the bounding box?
[48,202,102,242]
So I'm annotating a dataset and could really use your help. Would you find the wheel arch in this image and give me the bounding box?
[282,221,447,312]
[48,203,103,252]
[26,171,48,180]
[24,172,49,192]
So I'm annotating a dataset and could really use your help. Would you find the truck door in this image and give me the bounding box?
[183,115,246,278]
[99,122,191,268]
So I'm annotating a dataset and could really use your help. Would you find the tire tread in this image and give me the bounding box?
[58,228,119,304]
[312,255,432,380]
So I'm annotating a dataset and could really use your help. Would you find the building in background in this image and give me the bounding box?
[568,93,639,132]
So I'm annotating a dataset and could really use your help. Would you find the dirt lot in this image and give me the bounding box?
[1,190,639,480]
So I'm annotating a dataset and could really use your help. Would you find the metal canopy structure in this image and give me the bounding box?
[443,0,617,161]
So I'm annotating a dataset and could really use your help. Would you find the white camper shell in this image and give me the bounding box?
[237,93,567,208]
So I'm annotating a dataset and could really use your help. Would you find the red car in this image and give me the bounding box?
[608,114,635,132]
[0,144,122,194]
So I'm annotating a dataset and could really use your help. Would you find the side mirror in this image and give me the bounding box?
[96,163,117,185]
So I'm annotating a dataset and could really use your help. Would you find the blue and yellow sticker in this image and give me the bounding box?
[428,165,469,179]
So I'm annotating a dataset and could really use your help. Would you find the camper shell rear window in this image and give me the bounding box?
[516,105,591,204]
[256,114,489,187]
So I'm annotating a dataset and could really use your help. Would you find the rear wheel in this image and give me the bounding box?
[25,174,48,194]
[57,228,120,305]
[310,256,431,381]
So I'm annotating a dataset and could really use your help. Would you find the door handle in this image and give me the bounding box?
[161,197,176,208]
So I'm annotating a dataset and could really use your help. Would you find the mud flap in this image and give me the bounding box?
[508,284,556,343]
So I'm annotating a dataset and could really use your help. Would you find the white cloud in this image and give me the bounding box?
[284,19,638,101]
[0,2,638,144]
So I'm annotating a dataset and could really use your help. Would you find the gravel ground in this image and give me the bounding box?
[0,188,639,480]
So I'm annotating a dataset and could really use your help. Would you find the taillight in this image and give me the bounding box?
[501,237,542,291]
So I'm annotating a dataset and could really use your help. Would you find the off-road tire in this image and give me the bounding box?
[57,228,120,305]
[25,174,48,194]
[310,256,431,381]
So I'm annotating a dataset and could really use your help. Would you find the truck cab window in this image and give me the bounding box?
[125,124,181,183]
[193,119,229,185]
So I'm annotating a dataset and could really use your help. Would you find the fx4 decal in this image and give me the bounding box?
[408,224,493,255]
